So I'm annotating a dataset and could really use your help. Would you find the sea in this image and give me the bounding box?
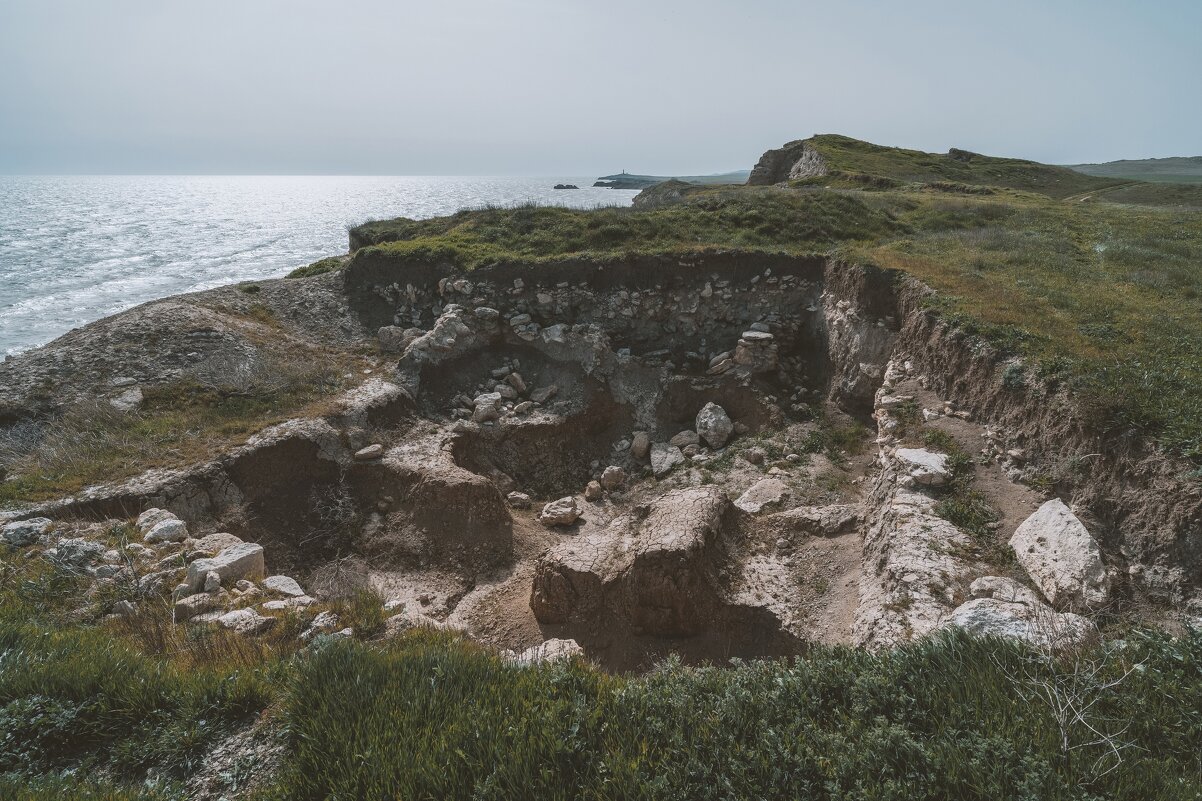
[0,175,639,357]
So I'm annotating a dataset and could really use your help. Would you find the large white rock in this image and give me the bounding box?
[262,575,305,597]
[217,608,275,636]
[185,543,266,594]
[946,576,1094,650]
[1010,499,1110,608]
[136,508,176,534]
[650,442,685,476]
[734,478,789,514]
[2,517,51,546]
[144,518,188,544]
[695,403,734,449]
[894,449,950,486]
[538,497,580,527]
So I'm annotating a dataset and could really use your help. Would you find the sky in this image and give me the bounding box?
[0,0,1198,175]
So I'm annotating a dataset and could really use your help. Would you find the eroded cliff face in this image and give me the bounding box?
[3,250,1200,673]
[747,140,829,185]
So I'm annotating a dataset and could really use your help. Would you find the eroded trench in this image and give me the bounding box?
[31,253,934,669]
[41,251,1194,670]
[188,252,893,670]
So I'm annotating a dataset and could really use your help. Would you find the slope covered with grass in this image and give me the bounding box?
[793,134,1128,198]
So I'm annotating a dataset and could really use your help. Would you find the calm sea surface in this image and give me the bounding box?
[0,175,638,356]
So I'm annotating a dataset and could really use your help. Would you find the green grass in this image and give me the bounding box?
[261,629,1202,800]
[0,356,352,504]
[347,191,903,266]
[286,256,344,279]
[3,542,1202,800]
[796,134,1128,199]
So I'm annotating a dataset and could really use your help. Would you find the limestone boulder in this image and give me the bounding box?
[945,576,1094,650]
[184,543,266,594]
[145,518,188,544]
[509,638,584,665]
[894,448,950,487]
[2,517,51,546]
[650,442,685,477]
[1010,499,1110,609]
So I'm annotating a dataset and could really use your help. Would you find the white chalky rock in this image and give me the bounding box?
[136,508,176,534]
[1009,499,1110,608]
[185,543,266,594]
[2,517,51,546]
[510,638,584,665]
[650,442,685,476]
[217,608,275,636]
[895,448,950,486]
[538,497,581,527]
[734,478,790,514]
[145,518,189,544]
[262,575,306,597]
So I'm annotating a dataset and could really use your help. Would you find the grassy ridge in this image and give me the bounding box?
[799,134,1127,199]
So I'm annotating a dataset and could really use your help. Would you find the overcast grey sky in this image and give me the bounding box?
[0,0,1197,174]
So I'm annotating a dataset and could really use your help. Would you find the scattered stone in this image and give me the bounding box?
[584,481,603,501]
[895,448,951,486]
[112,600,137,617]
[377,325,414,353]
[354,444,384,461]
[175,592,221,621]
[599,465,626,491]
[743,447,766,465]
[695,403,734,449]
[2,517,51,546]
[1010,499,1110,609]
[650,442,685,476]
[203,570,222,593]
[190,532,243,557]
[669,430,700,448]
[53,538,106,567]
[262,575,305,597]
[110,387,143,412]
[136,508,176,534]
[507,491,532,509]
[301,610,341,641]
[539,497,581,527]
[734,478,789,514]
[509,638,584,665]
[505,372,527,394]
[145,518,189,544]
[217,608,275,636]
[530,385,558,404]
[630,432,651,460]
[472,392,502,423]
[184,543,266,594]
[262,595,315,610]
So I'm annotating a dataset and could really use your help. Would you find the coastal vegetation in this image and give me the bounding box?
[3,552,1201,800]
